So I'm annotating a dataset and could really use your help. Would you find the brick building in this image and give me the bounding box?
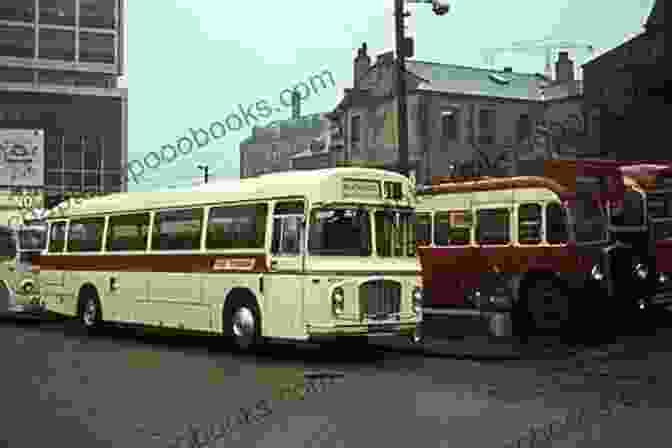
[582,0,666,160]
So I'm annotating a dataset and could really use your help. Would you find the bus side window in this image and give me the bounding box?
[416,213,432,245]
[476,209,510,245]
[48,221,67,253]
[107,213,150,251]
[546,202,568,244]
[434,211,470,246]
[152,208,204,251]
[518,203,542,244]
[272,202,305,255]
[206,204,267,249]
[68,218,106,252]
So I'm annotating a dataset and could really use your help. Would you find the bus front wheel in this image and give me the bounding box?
[78,292,102,333]
[223,297,262,352]
[518,277,572,341]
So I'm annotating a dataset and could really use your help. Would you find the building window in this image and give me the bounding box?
[441,109,458,146]
[478,109,496,145]
[63,135,82,170]
[516,114,531,144]
[39,70,77,86]
[39,0,76,26]
[351,116,361,144]
[79,32,115,64]
[38,28,75,61]
[79,0,116,29]
[0,1,35,21]
[0,68,34,83]
[0,26,34,58]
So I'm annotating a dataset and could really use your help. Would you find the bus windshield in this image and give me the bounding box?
[308,207,371,256]
[570,195,609,243]
[374,209,416,257]
[19,227,47,251]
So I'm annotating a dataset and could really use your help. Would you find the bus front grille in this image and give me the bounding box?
[359,280,401,320]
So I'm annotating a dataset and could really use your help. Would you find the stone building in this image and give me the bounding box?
[334,43,586,185]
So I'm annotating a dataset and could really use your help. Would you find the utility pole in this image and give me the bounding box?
[394,1,450,178]
[197,164,209,184]
[394,0,410,177]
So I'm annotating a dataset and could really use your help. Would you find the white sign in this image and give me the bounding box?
[0,129,45,187]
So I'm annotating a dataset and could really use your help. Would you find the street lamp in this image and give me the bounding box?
[395,0,451,178]
[197,164,209,184]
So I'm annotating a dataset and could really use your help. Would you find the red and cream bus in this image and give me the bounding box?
[37,168,422,350]
[415,160,628,341]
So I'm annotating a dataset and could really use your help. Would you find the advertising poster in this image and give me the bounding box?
[0,129,45,188]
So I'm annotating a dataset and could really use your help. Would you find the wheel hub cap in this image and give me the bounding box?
[232,307,255,342]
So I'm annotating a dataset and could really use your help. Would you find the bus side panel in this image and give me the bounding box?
[419,247,481,307]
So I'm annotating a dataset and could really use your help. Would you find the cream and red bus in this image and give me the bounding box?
[415,160,628,341]
[37,168,422,350]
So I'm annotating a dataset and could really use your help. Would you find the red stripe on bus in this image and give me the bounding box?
[34,254,269,273]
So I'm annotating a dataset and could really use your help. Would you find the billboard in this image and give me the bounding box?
[0,129,45,188]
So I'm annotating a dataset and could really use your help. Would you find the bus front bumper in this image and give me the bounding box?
[306,319,421,339]
[8,295,44,314]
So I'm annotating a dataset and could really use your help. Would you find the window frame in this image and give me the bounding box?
[150,207,205,252]
[271,201,305,256]
[433,210,472,247]
[47,220,68,254]
[105,212,151,253]
[66,216,106,253]
[545,201,570,245]
[206,203,269,251]
[517,202,543,245]
[475,207,511,245]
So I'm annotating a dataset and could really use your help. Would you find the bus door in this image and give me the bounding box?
[0,226,18,311]
[265,200,305,338]
[40,221,68,299]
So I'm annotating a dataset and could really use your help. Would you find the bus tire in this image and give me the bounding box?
[521,277,571,340]
[78,289,103,333]
[223,296,262,352]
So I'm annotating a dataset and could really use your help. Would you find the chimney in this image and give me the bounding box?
[555,51,575,83]
[503,67,512,72]
[291,91,300,119]
[353,42,371,89]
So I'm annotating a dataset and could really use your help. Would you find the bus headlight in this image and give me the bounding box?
[591,265,604,281]
[659,273,669,284]
[634,263,649,280]
[412,287,423,312]
[20,280,35,295]
[332,287,345,315]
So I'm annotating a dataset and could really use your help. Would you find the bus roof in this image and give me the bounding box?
[422,159,626,199]
[47,168,413,219]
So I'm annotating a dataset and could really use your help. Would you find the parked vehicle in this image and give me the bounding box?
[0,222,46,314]
[415,159,629,341]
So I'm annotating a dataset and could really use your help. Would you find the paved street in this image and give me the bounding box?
[1,313,671,448]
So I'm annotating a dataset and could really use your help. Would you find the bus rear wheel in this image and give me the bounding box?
[223,298,262,352]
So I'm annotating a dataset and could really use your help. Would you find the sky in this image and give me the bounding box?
[126,0,656,191]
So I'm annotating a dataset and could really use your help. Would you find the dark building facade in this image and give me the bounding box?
[583,0,666,160]
[0,0,126,211]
